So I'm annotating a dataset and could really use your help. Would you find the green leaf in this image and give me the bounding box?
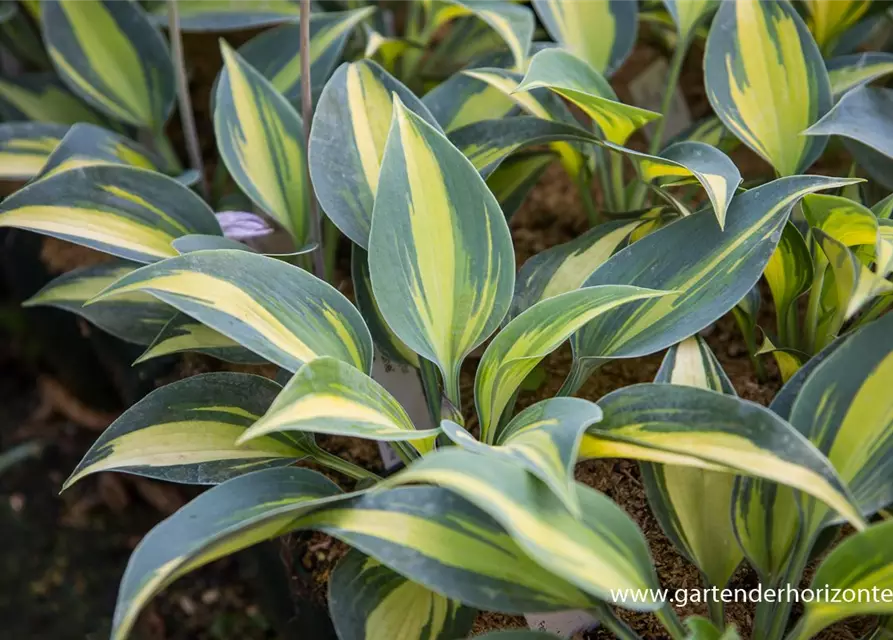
[516,49,660,146]
[135,312,267,365]
[385,448,663,609]
[0,121,68,181]
[531,0,637,75]
[309,59,441,248]
[487,151,555,220]
[443,397,603,515]
[0,165,220,263]
[662,0,717,44]
[369,99,514,405]
[641,336,743,590]
[65,372,308,489]
[763,221,812,347]
[705,0,831,176]
[510,219,640,317]
[351,246,419,368]
[475,285,672,442]
[422,68,517,133]
[23,260,173,345]
[791,520,893,639]
[238,356,439,453]
[90,249,373,373]
[236,8,376,103]
[36,122,168,180]
[804,86,893,168]
[566,175,858,394]
[150,0,301,32]
[684,616,740,640]
[0,72,106,124]
[803,0,871,56]
[215,41,308,245]
[427,1,534,72]
[580,383,865,530]
[111,471,599,640]
[826,52,893,99]
[43,0,174,130]
[328,549,476,640]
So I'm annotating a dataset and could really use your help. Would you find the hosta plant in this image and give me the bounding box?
[2,1,893,639]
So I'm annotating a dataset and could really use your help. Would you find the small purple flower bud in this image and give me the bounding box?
[215,211,274,241]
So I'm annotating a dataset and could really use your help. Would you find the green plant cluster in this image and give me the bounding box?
[1,1,892,639]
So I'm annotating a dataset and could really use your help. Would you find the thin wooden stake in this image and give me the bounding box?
[167,0,208,200]
[300,0,326,279]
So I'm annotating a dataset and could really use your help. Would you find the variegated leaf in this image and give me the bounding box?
[369,99,514,406]
[531,0,637,76]
[802,193,878,248]
[475,285,672,442]
[566,176,857,394]
[385,448,663,609]
[215,41,308,244]
[581,383,865,530]
[731,334,847,583]
[309,60,441,248]
[236,8,376,103]
[662,0,717,45]
[65,373,308,489]
[443,397,602,515]
[110,471,600,640]
[329,549,476,640]
[516,49,660,146]
[43,0,174,130]
[459,67,587,176]
[803,0,871,56]
[789,520,893,640]
[23,260,173,345]
[0,121,67,181]
[826,52,893,99]
[135,313,266,365]
[90,250,373,373]
[36,122,168,180]
[510,220,640,318]
[756,334,808,383]
[0,165,220,263]
[763,221,812,347]
[601,140,742,229]
[448,116,597,178]
[151,0,300,32]
[705,0,831,176]
[641,336,743,590]
[0,72,105,124]
[805,85,893,170]
[422,68,517,133]
[426,1,534,72]
[238,356,439,454]
[813,230,893,350]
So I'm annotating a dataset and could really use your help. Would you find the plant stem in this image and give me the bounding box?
[591,603,641,640]
[595,148,617,212]
[577,168,600,226]
[656,605,688,640]
[630,41,689,210]
[167,0,208,200]
[804,251,828,354]
[610,152,628,211]
[706,592,725,630]
[149,129,183,174]
[299,0,326,279]
[418,358,443,428]
[323,218,339,282]
[309,443,382,482]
